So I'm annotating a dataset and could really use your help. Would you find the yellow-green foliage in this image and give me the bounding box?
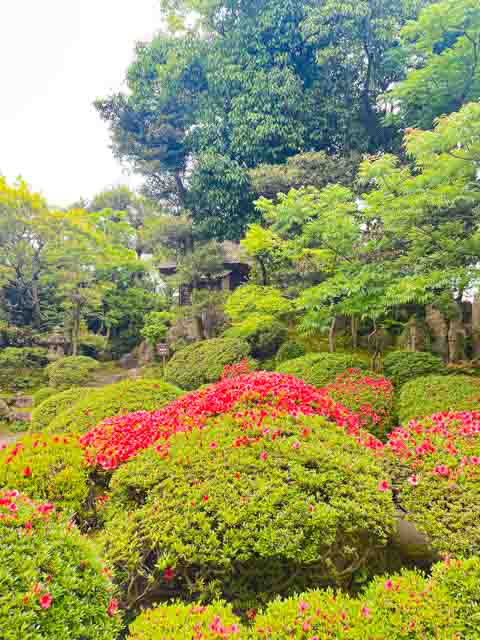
[46,356,100,390]
[31,388,80,431]
[0,433,89,516]
[225,284,294,323]
[224,316,287,359]
[398,374,480,423]
[164,338,250,390]
[47,378,183,434]
[276,352,367,388]
[32,387,56,407]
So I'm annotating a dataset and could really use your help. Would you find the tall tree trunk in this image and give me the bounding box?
[328,317,336,353]
[351,316,359,350]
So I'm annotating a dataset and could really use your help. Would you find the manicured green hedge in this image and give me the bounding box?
[398,374,480,423]
[103,413,395,610]
[276,353,367,388]
[275,340,306,365]
[32,387,56,407]
[0,490,121,640]
[47,378,183,434]
[383,350,445,386]
[46,356,100,390]
[31,388,81,431]
[164,338,250,390]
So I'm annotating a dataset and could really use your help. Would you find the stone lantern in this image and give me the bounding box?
[46,327,66,361]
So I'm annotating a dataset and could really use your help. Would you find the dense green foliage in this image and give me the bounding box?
[0,434,89,517]
[0,491,121,640]
[102,413,395,609]
[31,388,81,431]
[165,338,250,389]
[32,387,56,407]
[225,317,287,360]
[0,347,48,368]
[45,356,100,390]
[398,374,480,422]
[275,340,306,365]
[277,353,367,388]
[47,379,183,434]
[383,351,445,386]
[0,367,47,393]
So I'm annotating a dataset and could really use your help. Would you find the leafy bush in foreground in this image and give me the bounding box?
[32,387,56,407]
[0,490,121,640]
[127,558,480,639]
[47,378,182,434]
[46,356,100,390]
[0,433,89,517]
[382,351,445,387]
[276,353,367,388]
[323,370,395,439]
[102,413,395,610]
[165,338,250,390]
[31,388,80,431]
[398,374,480,423]
[387,411,480,557]
[80,372,372,470]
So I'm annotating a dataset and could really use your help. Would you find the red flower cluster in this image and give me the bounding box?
[0,488,55,526]
[387,411,480,479]
[80,372,379,470]
[221,358,253,380]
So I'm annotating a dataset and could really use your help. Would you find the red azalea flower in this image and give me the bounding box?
[39,593,52,609]
[259,451,268,461]
[163,567,175,581]
[378,480,389,492]
[107,598,119,616]
[23,466,32,478]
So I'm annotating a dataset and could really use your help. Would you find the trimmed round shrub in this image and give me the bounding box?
[0,490,122,640]
[276,340,306,365]
[102,413,395,610]
[225,316,288,360]
[47,379,183,435]
[127,602,242,640]
[164,338,250,390]
[80,372,369,471]
[0,346,49,369]
[398,374,480,423]
[382,350,445,387]
[323,370,395,439]
[46,356,100,390]
[387,411,480,557]
[32,387,56,407]
[276,353,367,388]
[31,388,80,431]
[0,433,89,516]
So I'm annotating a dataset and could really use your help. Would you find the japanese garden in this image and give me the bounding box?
[2,0,480,637]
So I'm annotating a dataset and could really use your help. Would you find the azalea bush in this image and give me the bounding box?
[102,413,395,610]
[47,378,183,434]
[31,388,80,431]
[387,411,480,556]
[382,351,445,387]
[127,602,242,640]
[0,490,122,640]
[165,337,250,390]
[276,353,367,388]
[0,433,89,517]
[32,387,56,407]
[80,372,373,471]
[46,355,100,390]
[323,370,395,439]
[398,374,480,423]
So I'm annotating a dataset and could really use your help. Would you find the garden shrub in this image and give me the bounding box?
[47,378,183,435]
[398,374,480,423]
[276,340,306,365]
[46,355,100,390]
[225,284,294,324]
[323,370,395,439]
[0,433,90,517]
[164,337,250,390]
[382,350,445,387]
[32,387,56,407]
[0,346,49,369]
[224,316,287,360]
[127,602,242,640]
[387,411,480,557]
[31,388,80,431]
[0,367,47,393]
[80,371,371,471]
[0,490,122,640]
[102,413,395,610]
[276,353,367,388]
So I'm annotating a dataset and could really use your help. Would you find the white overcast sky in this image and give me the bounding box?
[0,0,164,207]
